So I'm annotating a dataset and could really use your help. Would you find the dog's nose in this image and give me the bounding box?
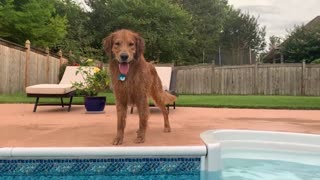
[120,53,129,62]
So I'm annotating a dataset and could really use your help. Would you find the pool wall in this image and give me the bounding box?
[0,146,207,179]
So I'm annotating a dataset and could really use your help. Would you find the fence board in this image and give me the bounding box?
[174,63,320,96]
[1,46,9,93]
[0,39,66,94]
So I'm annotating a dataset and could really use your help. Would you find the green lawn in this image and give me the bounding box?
[0,92,115,105]
[176,95,320,109]
[1,93,320,110]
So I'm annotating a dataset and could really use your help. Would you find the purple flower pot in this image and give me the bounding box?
[84,96,106,113]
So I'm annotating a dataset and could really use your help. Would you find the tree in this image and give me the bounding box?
[217,7,266,64]
[85,0,193,64]
[0,0,67,48]
[54,0,94,60]
[177,0,228,63]
[220,8,266,53]
[268,35,282,50]
[281,24,320,63]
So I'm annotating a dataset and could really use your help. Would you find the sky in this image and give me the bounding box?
[228,0,320,41]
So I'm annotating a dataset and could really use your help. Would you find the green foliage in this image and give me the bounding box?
[72,60,110,96]
[0,0,15,37]
[268,35,282,50]
[0,0,67,48]
[220,7,266,53]
[177,0,228,63]
[311,58,320,64]
[0,0,267,65]
[281,24,320,63]
[54,0,95,57]
[85,0,193,64]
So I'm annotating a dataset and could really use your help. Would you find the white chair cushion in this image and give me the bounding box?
[155,66,172,91]
[59,66,93,85]
[25,66,96,95]
[26,84,74,94]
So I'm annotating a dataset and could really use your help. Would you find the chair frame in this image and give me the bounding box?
[25,66,93,112]
[27,91,75,112]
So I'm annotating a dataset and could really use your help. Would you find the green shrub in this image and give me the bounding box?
[311,58,320,64]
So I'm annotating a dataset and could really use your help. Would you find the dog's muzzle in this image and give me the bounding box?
[120,52,129,63]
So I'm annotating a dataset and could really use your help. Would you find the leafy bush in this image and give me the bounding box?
[311,58,320,64]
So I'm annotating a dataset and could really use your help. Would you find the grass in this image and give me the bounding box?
[176,95,320,110]
[1,93,320,110]
[0,92,116,105]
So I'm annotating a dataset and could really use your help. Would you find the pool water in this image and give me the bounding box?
[218,147,320,180]
[222,158,320,180]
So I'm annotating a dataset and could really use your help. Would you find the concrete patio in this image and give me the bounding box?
[1,104,320,147]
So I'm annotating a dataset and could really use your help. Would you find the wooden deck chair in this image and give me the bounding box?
[130,65,178,114]
[26,66,93,112]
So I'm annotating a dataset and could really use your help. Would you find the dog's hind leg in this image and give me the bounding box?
[113,104,127,145]
[152,93,171,133]
[135,96,149,143]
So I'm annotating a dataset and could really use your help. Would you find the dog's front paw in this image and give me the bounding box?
[112,136,123,145]
[134,136,145,144]
[135,129,145,143]
[164,127,171,133]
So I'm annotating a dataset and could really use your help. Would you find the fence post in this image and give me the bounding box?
[45,47,50,83]
[24,40,30,88]
[254,61,259,94]
[211,60,215,94]
[301,60,306,95]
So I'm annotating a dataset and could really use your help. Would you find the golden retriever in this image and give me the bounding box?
[103,29,176,145]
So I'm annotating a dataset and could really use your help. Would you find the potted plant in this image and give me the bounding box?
[72,60,110,113]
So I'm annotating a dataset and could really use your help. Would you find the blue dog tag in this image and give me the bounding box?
[118,74,126,81]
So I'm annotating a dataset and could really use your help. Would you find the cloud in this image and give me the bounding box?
[228,0,320,41]
[237,5,280,15]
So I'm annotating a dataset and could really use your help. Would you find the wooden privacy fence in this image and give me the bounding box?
[1,39,319,97]
[0,39,68,94]
[175,62,320,96]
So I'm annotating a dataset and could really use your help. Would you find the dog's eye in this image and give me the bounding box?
[114,42,120,46]
[129,42,134,47]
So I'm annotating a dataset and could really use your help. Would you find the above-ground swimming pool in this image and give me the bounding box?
[1,130,320,180]
[201,130,320,180]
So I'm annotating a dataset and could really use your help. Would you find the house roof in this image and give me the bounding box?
[263,16,320,63]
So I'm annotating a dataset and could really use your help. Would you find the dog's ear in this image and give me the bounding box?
[103,33,113,58]
[135,34,145,59]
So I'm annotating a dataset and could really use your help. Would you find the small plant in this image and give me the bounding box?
[72,59,110,96]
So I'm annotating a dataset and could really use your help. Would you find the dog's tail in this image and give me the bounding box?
[161,91,177,105]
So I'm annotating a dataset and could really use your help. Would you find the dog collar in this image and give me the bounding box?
[118,74,126,81]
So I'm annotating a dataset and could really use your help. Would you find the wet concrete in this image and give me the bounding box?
[0,104,319,147]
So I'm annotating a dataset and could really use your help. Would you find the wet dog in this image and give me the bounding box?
[103,29,176,145]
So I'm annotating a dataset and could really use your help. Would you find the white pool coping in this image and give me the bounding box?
[201,129,320,152]
[200,129,320,175]
[0,146,207,158]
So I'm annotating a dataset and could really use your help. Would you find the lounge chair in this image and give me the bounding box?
[130,65,178,113]
[26,66,92,112]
